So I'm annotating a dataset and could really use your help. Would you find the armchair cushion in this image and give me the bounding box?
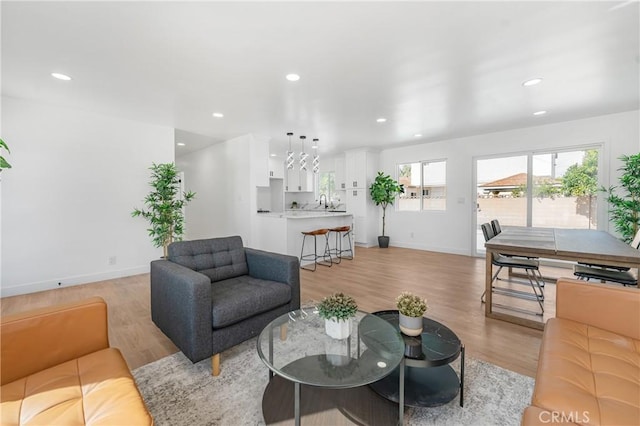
[168,236,248,282]
[211,276,292,328]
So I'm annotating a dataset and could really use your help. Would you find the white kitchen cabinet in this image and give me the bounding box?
[345,150,378,189]
[334,155,346,190]
[285,169,314,192]
[269,157,284,179]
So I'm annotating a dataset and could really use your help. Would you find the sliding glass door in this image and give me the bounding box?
[474,147,600,255]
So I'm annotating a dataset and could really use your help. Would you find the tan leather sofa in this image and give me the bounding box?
[522,278,640,426]
[1,297,153,425]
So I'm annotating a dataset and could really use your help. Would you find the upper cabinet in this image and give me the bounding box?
[285,169,314,192]
[269,157,284,179]
[335,155,346,190]
[345,150,378,189]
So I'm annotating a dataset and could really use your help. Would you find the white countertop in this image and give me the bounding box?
[256,211,352,219]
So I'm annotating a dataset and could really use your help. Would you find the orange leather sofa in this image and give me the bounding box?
[522,278,640,426]
[1,297,153,425]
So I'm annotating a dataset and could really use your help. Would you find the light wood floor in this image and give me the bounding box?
[1,246,569,377]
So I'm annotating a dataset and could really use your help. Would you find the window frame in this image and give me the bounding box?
[396,158,448,212]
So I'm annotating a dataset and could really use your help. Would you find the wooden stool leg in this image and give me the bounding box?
[212,353,220,376]
[280,323,287,340]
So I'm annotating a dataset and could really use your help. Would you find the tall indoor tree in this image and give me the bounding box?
[132,163,196,257]
[370,171,404,248]
[0,138,12,172]
[602,153,640,243]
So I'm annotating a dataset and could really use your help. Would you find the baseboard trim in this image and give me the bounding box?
[389,241,470,256]
[0,265,150,297]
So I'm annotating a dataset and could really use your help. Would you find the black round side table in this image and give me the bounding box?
[369,310,465,407]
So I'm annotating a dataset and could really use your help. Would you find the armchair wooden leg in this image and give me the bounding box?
[280,323,287,340]
[212,353,220,376]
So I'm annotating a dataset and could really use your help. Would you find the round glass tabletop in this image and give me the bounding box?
[257,308,405,389]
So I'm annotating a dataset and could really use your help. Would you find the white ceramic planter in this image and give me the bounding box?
[325,318,351,340]
[399,313,423,336]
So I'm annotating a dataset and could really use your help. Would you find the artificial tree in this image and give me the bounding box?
[0,138,11,172]
[132,163,196,257]
[369,171,404,248]
[602,153,640,243]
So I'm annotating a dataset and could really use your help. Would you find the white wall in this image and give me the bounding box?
[1,97,174,296]
[379,110,640,256]
[176,134,255,244]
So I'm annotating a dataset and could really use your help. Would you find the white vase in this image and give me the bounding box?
[325,318,351,339]
[399,313,423,336]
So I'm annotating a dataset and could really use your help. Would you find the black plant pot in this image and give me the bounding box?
[378,236,390,248]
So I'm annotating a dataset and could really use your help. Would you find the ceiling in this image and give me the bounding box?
[2,1,639,157]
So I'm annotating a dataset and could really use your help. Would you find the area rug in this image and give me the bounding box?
[133,337,533,426]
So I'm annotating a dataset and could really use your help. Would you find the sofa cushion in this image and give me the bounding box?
[1,347,152,426]
[531,317,640,426]
[168,236,248,282]
[211,276,291,329]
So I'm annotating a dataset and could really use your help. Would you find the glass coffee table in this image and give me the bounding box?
[257,308,405,425]
[369,310,465,408]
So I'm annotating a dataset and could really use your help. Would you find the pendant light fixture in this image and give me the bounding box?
[312,138,320,174]
[299,135,308,171]
[286,132,294,170]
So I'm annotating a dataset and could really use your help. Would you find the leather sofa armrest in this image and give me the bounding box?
[556,277,640,339]
[245,248,301,310]
[1,297,109,385]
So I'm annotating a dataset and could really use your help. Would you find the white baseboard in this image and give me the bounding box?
[0,265,150,297]
[389,241,471,256]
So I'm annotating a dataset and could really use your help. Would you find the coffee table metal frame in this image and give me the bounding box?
[370,310,465,408]
[257,308,406,425]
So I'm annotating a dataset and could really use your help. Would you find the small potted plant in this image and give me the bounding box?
[317,292,358,339]
[396,292,428,336]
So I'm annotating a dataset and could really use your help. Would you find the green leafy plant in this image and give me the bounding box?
[602,153,640,243]
[132,163,196,257]
[369,171,404,237]
[317,292,358,322]
[0,138,12,171]
[396,292,428,318]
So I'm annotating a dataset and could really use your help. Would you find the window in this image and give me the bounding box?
[398,160,447,211]
[474,147,600,255]
[317,172,338,205]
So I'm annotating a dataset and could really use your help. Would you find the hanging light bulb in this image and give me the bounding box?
[299,136,308,171]
[312,138,320,174]
[286,132,294,170]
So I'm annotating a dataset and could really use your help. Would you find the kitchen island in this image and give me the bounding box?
[253,211,354,266]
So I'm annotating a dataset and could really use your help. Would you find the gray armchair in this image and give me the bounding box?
[150,236,300,376]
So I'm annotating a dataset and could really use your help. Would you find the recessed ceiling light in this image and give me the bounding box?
[51,72,72,81]
[286,74,300,82]
[311,145,318,149]
[414,133,423,138]
[533,110,547,116]
[270,153,277,157]
[522,78,543,87]
[177,142,186,146]
[212,112,224,118]
[376,118,387,123]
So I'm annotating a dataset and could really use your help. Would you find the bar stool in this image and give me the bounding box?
[300,229,332,271]
[328,226,354,264]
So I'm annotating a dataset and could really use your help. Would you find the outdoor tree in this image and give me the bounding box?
[562,149,598,227]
